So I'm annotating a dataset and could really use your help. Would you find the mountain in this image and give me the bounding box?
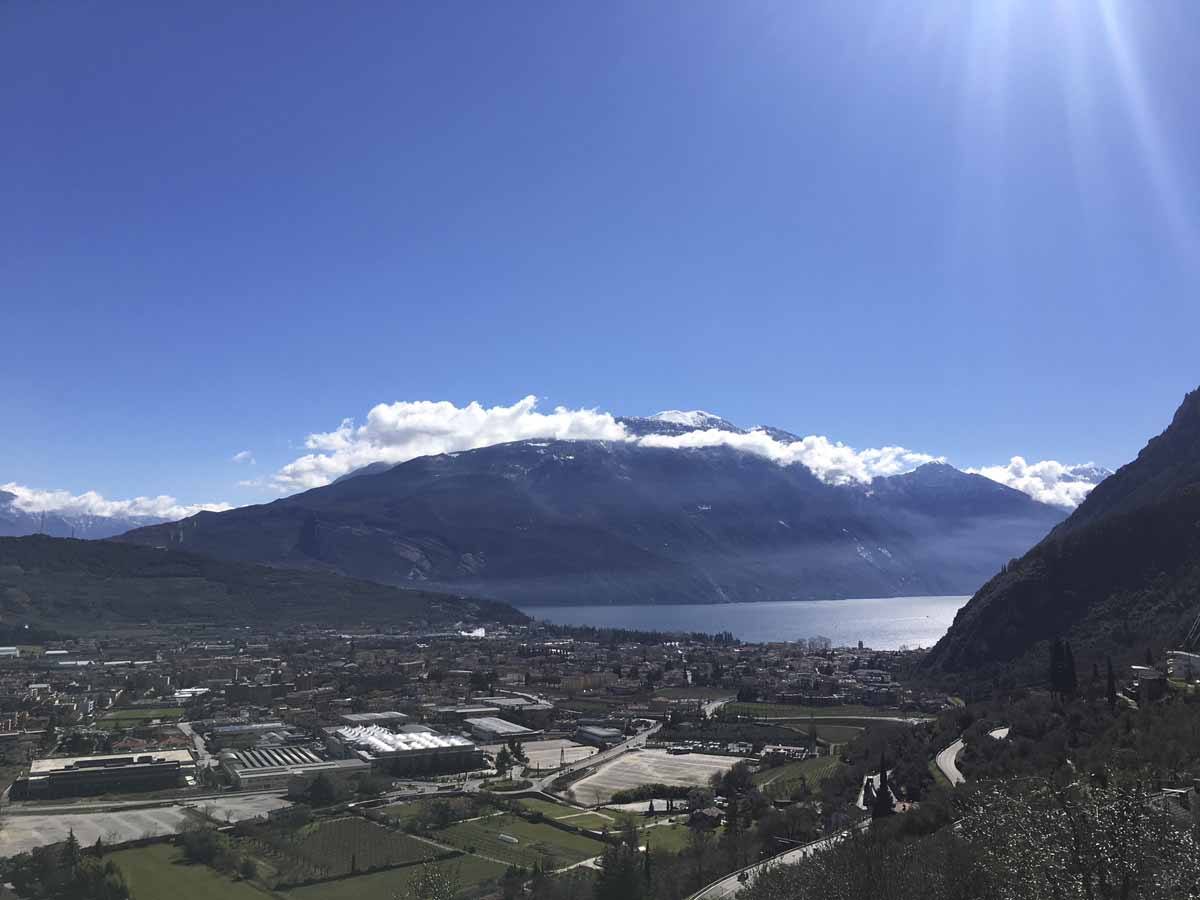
[0,535,525,631]
[923,387,1200,677]
[0,490,168,540]
[617,411,741,437]
[117,435,1068,607]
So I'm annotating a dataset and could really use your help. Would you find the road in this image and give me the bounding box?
[176,721,213,768]
[750,715,931,724]
[702,696,735,718]
[690,821,869,899]
[937,725,1010,787]
[935,738,966,786]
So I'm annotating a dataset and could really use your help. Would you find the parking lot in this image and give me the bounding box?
[565,749,737,806]
[0,793,291,856]
[482,738,598,772]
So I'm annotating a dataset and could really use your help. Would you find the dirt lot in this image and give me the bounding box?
[0,793,291,856]
[564,749,737,806]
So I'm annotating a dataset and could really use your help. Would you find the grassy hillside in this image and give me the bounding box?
[0,535,526,630]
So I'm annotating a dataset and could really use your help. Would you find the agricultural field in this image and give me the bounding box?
[109,844,270,900]
[97,707,184,729]
[382,796,497,830]
[554,812,616,831]
[641,822,706,854]
[752,756,844,800]
[439,814,606,870]
[516,798,581,819]
[284,855,506,900]
[240,817,434,883]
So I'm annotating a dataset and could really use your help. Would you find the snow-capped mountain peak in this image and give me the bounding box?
[650,410,726,428]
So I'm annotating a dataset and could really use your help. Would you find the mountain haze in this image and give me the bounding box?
[118,429,1069,606]
[0,490,171,540]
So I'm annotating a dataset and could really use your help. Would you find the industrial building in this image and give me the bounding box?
[13,749,196,799]
[218,745,369,791]
[338,710,409,727]
[463,716,542,743]
[575,724,624,748]
[324,724,477,773]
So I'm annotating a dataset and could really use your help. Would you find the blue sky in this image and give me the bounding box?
[2,1,1198,514]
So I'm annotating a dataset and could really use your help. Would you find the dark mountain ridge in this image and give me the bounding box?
[0,535,525,630]
[118,438,1068,606]
[923,387,1200,677]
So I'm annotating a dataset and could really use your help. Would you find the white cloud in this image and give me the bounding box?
[272,396,628,491]
[270,396,944,491]
[966,457,1107,508]
[0,482,232,521]
[231,450,256,465]
[638,429,943,484]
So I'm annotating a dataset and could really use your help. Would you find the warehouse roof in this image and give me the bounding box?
[464,716,537,736]
[334,724,473,754]
[30,749,195,775]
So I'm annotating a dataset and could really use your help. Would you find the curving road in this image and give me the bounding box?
[935,738,966,786]
[937,725,1009,787]
[690,821,869,899]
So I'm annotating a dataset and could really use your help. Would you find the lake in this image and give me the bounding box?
[517,595,969,649]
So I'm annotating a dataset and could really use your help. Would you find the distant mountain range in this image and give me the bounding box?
[0,490,171,540]
[116,412,1092,606]
[0,535,524,631]
[924,386,1200,678]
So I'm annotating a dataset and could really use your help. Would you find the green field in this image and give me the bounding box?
[641,822,703,853]
[752,756,844,799]
[555,812,617,831]
[439,814,607,870]
[241,817,433,883]
[598,808,651,831]
[97,707,184,730]
[724,702,906,719]
[382,796,496,828]
[284,855,505,900]
[517,798,580,819]
[812,724,864,744]
[109,844,269,900]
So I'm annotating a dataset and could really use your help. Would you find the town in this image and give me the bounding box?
[0,618,948,899]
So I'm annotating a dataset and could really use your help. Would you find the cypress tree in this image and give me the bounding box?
[1049,640,1064,697]
[1106,657,1118,710]
[871,752,893,819]
[1064,642,1078,698]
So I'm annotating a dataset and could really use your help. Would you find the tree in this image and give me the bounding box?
[1049,639,1065,697]
[61,828,82,871]
[871,753,894,819]
[403,861,461,900]
[508,738,529,764]
[595,824,646,900]
[239,856,258,881]
[307,773,341,806]
[495,746,513,777]
[1063,642,1078,698]
[1106,657,1118,710]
